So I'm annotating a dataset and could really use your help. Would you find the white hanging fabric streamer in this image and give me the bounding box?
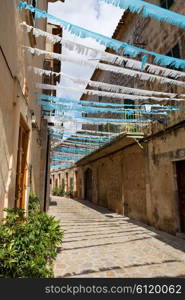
[37,83,185,102]
[61,129,120,136]
[18,2,185,70]
[28,66,60,77]
[97,63,185,89]
[25,46,185,88]
[43,115,149,127]
[30,66,184,98]
[20,22,185,80]
[60,72,182,98]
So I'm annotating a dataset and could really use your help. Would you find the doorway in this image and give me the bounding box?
[74,170,78,197]
[176,160,185,232]
[15,118,29,209]
[84,168,93,202]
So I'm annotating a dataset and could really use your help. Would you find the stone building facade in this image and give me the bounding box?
[51,166,79,198]
[51,1,185,235]
[0,0,62,216]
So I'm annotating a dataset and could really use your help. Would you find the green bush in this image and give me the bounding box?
[29,193,39,201]
[52,187,59,196]
[58,187,64,196]
[52,187,64,196]
[0,200,64,278]
[28,193,40,210]
[65,190,73,197]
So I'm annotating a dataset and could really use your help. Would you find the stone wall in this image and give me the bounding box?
[0,0,49,216]
[51,1,185,235]
[51,167,79,197]
[146,126,185,233]
[52,121,185,235]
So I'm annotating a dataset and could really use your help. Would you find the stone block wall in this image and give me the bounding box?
[0,0,49,216]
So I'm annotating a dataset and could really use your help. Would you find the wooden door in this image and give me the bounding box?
[15,119,29,209]
[84,168,93,202]
[176,160,185,232]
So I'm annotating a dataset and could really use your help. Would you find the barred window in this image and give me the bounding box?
[166,42,181,59]
[160,0,174,9]
[166,42,182,71]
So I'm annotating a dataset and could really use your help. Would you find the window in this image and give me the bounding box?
[124,99,135,119]
[166,42,182,71]
[167,42,181,59]
[31,0,37,22]
[160,0,174,9]
[124,99,134,106]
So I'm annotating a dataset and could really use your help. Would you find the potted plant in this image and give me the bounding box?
[52,187,60,196]
[0,199,64,278]
[65,190,73,198]
[58,187,64,197]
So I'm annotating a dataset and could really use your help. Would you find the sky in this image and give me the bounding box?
[48,0,123,132]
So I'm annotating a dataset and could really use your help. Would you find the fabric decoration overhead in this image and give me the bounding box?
[59,72,181,98]
[47,111,152,124]
[49,131,111,142]
[37,83,185,101]
[25,47,185,88]
[99,0,185,29]
[53,147,91,155]
[37,93,182,109]
[18,2,185,69]
[21,22,185,80]
[51,155,80,161]
[51,164,72,170]
[30,66,183,98]
[52,150,84,157]
[50,130,112,140]
[40,101,169,116]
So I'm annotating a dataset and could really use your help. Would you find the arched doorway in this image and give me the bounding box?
[84,168,93,202]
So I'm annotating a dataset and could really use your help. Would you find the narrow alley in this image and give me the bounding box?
[2,0,185,286]
[49,196,185,278]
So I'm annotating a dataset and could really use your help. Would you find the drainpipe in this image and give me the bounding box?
[44,134,50,212]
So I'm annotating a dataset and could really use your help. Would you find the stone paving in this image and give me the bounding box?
[48,196,185,278]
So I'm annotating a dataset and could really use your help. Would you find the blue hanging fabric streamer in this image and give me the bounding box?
[49,132,64,138]
[53,132,111,141]
[40,101,168,116]
[54,147,92,155]
[51,163,73,169]
[39,101,135,114]
[50,130,111,140]
[46,110,151,124]
[51,155,80,161]
[52,131,112,139]
[51,138,107,146]
[18,2,185,69]
[53,150,83,157]
[36,93,181,110]
[141,55,148,71]
[63,136,110,143]
[99,0,185,29]
[54,150,91,156]
[50,131,109,142]
[49,132,107,143]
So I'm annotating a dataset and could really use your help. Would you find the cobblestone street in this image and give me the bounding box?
[49,196,185,278]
